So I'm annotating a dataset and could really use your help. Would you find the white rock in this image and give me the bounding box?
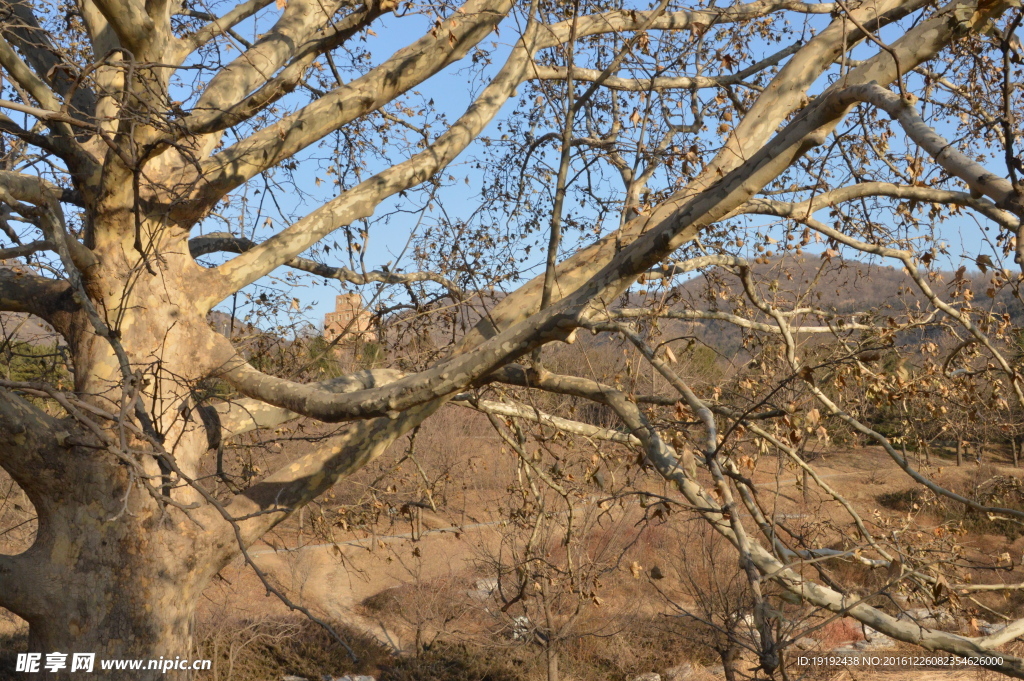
[476,577,499,593]
[510,615,532,641]
[629,673,661,681]
[662,663,695,681]
[468,577,500,601]
[975,619,1007,636]
[898,607,954,628]
[794,637,818,651]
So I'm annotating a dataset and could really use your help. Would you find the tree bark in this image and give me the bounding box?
[546,644,559,681]
[721,644,741,681]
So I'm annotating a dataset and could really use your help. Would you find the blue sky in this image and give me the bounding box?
[56,1,1011,331]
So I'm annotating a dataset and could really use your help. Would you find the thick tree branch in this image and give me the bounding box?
[605,307,874,333]
[454,0,930,350]
[209,368,406,439]
[537,1,833,50]
[89,0,153,55]
[187,0,510,211]
[215,402,437,550]
[178,0,276,54]
[0,264,75,320]
[0,33,59,111]
[199,1,533,303]
[183,1,391,135]
[0,385,67,499]
[188,232,462,293]
[0,0,98,116]
[186,0,347,123]
[844,85,1019,211]
[206,0,991,427]
[740,181,1019,230]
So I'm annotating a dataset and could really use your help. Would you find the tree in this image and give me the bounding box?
[3,0,1024,677]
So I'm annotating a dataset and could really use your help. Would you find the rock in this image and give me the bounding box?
[663,663,694,680]
[897,607,954,629]
[468,577,499,601]
[793,637,818,651]
[854,626,895,650]
[662,665,687,681]
[510,615,532,641]
[281,676,308,681]
[978,620,1007,636]
[663,663,720,680]
[629,674,661,681]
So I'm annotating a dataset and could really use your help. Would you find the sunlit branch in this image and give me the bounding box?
[201,4,535,303]
[453,394,640,444]
[740,181,1019,230]
[188,232,463,294]
[183,0,389,135]
[190,0,510,209]
[530,41,802,92]
[538,0,833,50]
[177,0,277,55]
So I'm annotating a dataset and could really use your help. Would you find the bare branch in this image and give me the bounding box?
[186,0,347,121]
[213,405,434,549]
[188,232,462,293]
[537,1,834,50]
[844,84,1019,211]
[0,1,98,116]
[453,394,640,445]
[188,0,510,209]
[457,0,932,349]
[183,1,392,135]
[199,2,534,302]
[530,41,802,91]
[740,181,1019,230]
[179,0,276,54]
[209,368,406,439]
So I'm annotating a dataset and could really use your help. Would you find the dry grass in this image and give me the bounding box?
[194,616,389,681]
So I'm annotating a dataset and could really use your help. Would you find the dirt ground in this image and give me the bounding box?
[6,430,1024,680]
[191,440,1024,679]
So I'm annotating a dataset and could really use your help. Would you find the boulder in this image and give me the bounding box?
[663,663,721,680]
[793,637,818,651]
[897,607,954,629]
[468,577,500,600]
[629,674,661,681]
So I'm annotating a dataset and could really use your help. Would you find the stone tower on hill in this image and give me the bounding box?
[323,293,375,342]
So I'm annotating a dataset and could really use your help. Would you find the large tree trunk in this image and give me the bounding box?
[23,542,205,680]
[7,443,217,680]
[1,231,228,678]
